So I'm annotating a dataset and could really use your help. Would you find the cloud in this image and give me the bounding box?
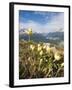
[34,11,48,16]
[19,20,43,33]
[45,13,64,32]
[19,13,64,33]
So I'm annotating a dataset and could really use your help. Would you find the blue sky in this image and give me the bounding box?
[19,10,64,33]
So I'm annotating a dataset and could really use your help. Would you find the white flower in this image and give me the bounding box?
[39,50,43,56]
[61,63,64,67]
[54,52,61,60]
[38,46,42,51]
[40,59,43,64]
[30,44,35,51]
[46,46,51,53]
[25,28,32,35]
[28,57,31,61]
[45,59,48,62]
[38,44,41,47]
[43,45,46,49]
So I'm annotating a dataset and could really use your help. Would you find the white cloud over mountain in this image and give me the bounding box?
[19,13,64,33]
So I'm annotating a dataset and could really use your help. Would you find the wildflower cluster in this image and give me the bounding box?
[19,28,64,79]
[19,40,64,79]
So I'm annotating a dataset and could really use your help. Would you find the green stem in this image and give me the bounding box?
[55,67,62,77]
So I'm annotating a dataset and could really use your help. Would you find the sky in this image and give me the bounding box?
[19,10,64,33]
